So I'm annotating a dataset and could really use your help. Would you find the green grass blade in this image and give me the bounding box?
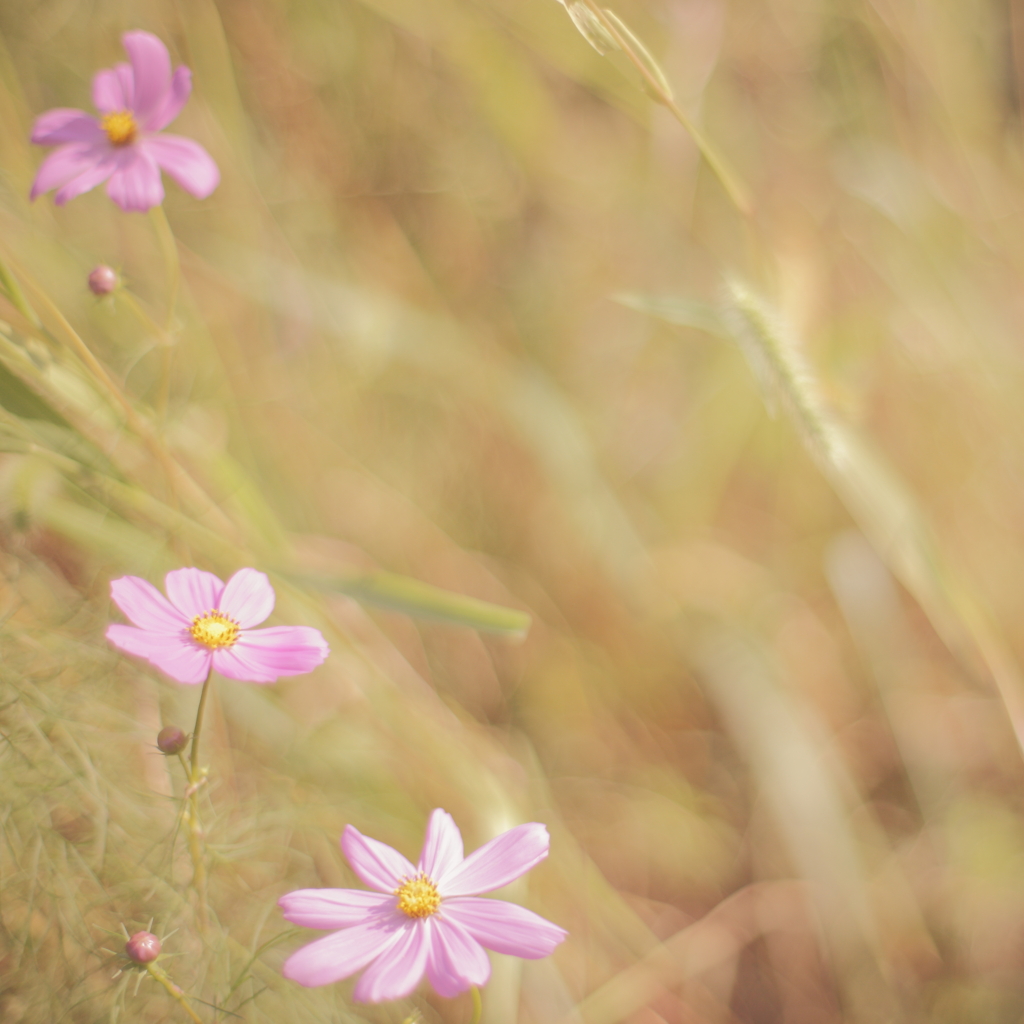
[285,570,531,636]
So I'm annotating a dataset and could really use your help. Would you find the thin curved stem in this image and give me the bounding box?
[187,669,214,927]
[149,205,181,424]
[578,0,753,217]
[146,962,204,1024]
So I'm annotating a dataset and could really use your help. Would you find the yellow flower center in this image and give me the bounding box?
[189,610,240,650]
[101,110,137,146]
[395,874,441,919]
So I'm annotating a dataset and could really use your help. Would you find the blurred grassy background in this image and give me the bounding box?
[3,0,1024,1021]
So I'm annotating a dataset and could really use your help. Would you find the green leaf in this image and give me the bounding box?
[286,571,531,636]
[614,293,726,336]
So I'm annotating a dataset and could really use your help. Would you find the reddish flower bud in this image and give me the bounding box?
[87,265,118,296]
[125,931,161,963]
[156,725,188,755]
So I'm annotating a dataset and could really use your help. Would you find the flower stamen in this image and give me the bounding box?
[101,110,137,146]
[189,610,240,650]
[395,874,441,919]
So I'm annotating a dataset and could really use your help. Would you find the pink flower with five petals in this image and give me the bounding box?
[279,809,567,1002]
[106,567,329,684]
[30,30,219,212]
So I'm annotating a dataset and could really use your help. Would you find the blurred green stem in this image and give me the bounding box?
[578,0,752,217]
[471,986,483,1024]
[149,205,180,423]
[187,669,214,927]
[145,961,204,1024]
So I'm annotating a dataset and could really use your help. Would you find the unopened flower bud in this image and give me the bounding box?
[87,265,118,296]
[156,725,188,755]
[125,931,161,963]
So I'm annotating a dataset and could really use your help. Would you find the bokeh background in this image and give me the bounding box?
[3,0,1024,1021]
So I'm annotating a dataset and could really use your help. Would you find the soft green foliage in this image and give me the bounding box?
[4,0,1024,1022]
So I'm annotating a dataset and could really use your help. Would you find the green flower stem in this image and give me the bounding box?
[148,205,181,424]
[471,986,483,1024]
[146,961,204,1024]
[187,669,214,927]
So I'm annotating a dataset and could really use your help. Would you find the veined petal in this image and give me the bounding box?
[143,133,219,199]
[342,824,417,893]
[278,889,396,929]
[425,916,491,998]
[123,30,171,124]
[31,109,102,146]
[212,626,328,682]
[282,917,405,988]
[164,567,224,620]
[443,897,567,958]
[110,575,189,632]
[219,568,275,627]
[92,64,133,113]
[438,823,550,896]
[418,809,465,881]
[30,143,106,201]
[105,147,163,212]
[209,645,279,684]
[145,65,191,131]
[352,921,429,1003]
[106,624,211,685]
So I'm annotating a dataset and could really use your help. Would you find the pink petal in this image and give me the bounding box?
[418,809,465,881]
[425,916,491,998]
[30,143,108,201]
[92,64,133,113]
[278,889,396,929]
[211,626,329,682]
[342,824,417,893]
[122,30,171,124]
[143,133,219,199]
[439,823,550,896]
[219,568,274,628]
[145,65,192,131]
[105,147,164,212]
[282,917,405,988]
[352,921,429,1003]
[31,109,103,145]
[443,897,567,958]
[164,567,224,620]
[109,575,189,632]
[106,624,212,685]
[54,151,120,206]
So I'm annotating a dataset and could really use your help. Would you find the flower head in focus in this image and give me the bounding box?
[106,567,329,684]
[279,809,567,1002]
[30,31,219,212]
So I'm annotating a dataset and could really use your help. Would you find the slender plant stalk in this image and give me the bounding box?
[186,669,215,927]
[149,205,181,423]
[471,985,483,1024]
[578,0,753,217]
[146,962,204,1024]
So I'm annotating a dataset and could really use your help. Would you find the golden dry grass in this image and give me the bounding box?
[3,0,1024,1021]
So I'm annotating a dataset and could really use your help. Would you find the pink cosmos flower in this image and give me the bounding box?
[106,567,329,684]
[279,809,567,1002]
[30,30,219,212]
